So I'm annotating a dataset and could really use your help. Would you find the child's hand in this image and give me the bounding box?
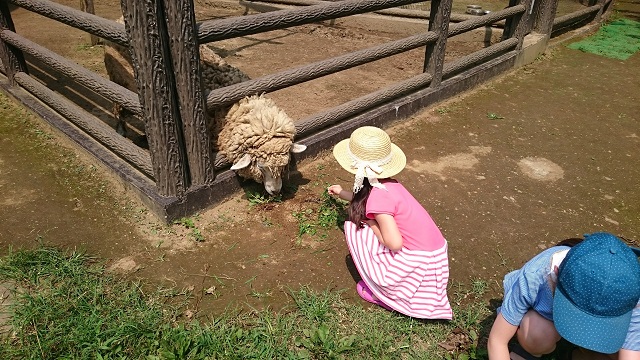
[327,185,343,196]
[327,185,353,201]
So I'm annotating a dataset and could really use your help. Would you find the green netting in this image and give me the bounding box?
[567,18,640,60]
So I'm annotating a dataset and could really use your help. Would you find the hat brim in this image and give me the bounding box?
[553,287,632,354]
[332,138,406,179]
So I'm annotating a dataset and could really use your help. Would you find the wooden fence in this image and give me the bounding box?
[0,0,612,221]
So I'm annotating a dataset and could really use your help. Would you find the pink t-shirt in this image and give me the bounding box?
[366,180,445,251]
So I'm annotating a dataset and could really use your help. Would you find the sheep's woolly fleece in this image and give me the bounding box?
[218,95,297,182]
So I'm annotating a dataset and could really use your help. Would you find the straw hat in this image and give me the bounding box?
[333,126,406,192]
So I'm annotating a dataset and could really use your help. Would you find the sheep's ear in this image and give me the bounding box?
[291,143,307,153]
[230,154,252,170]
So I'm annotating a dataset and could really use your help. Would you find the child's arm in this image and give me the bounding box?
[327,185,353,201]
[369,214,403,251]
[487,313,517,360]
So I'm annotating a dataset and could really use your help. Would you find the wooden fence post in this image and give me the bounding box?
[423,0,452,87]
[594,0,607,21]
[163,0,215,185]
[79,0,100,45]
[120,0,189,197]
[532,0,559,34]
[0,1,28,85]
[502,0,534,50]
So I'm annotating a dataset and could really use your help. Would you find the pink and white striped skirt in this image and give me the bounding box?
[344,221,453,319]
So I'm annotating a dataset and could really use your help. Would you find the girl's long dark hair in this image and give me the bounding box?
[348,178,373,228]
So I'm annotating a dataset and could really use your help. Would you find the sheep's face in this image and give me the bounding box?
[257,160,284,195]
[230,143,307,195]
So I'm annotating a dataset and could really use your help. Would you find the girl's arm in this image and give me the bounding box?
[327,185,353,201]
[369,214,403,251]
[487,313,517,360]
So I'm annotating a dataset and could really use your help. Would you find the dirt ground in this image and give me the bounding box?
[1,0,639,323]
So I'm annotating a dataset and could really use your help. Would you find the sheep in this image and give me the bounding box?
[221,94,307,195]
[103,17,306,195]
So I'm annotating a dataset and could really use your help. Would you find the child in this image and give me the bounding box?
[327,126,452,319]
[487,232,640,360]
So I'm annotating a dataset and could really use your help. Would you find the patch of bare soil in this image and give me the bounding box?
[2,0,639,326]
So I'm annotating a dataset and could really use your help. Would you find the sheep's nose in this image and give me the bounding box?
[265,184,281,196]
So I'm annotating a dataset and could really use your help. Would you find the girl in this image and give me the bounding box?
[327,126,452,319]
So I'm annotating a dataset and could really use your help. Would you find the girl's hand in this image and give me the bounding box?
[327,184,343,196]
[327,185,353,201]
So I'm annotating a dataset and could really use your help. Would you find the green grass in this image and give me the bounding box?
[246,190,283,206]
[173,215,205,242]
[0,247,497,359]
[293,189,348,243]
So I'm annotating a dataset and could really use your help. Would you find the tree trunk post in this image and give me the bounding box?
[423,0,452,87]
[120,0,189,197]
[532,0,559,34]
[79,0,100,45]
[163,0,215,185]
[0,1,28,85]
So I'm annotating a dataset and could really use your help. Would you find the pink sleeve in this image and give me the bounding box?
[366,188,397,219]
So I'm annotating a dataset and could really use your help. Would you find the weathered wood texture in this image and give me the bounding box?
[296,51,517,162]
[120,0,189,197]
[163,0,214,185]
[0,72,242,223]
[443,37,518,76]
[512,0,534,49]
[79,0,99,45]
[0,1,27,85]
[448,5,525,36]
[0,30,141,115]
[13,72,154,176]
[293,38,518,139]
[595,0,606,21]
[423,0,452,87]
[552,5,600,29]
[205,31,439,109]
[198,0,426,43]
[0,76,167,212]
[241,0,484,23]
[501,0,520,40]
[9,0,128,46]
[533,0,560,34]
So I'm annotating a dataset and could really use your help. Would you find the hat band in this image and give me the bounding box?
[348,147,392,193]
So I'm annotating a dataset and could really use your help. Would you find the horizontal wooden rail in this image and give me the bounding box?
[197,0,425,43]
[443,37,518,75]
[205,30,439,109]
[204,5,524,110]
[241,0,481,23]
[14,72,154,177]
[8,0,128,46]
[552,4,600,29]
[448,5,526,36]
[0,30,142,116]
[294,37,519,138]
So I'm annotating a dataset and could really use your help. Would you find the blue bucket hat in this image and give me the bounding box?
[553,232,640,354]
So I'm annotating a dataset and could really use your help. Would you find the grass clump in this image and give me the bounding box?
[0,247,498,359]
[0,247,169,359]
[293,190,348,243]
[173,215,205,242]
